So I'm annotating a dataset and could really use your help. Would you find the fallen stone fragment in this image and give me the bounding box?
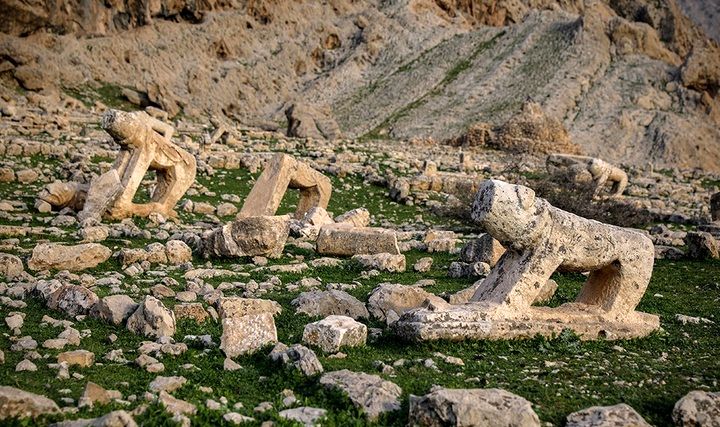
[90,295,138,325]
[447,261,490,278]
[319,370,402,420]
[413,257,433,273]
[0,253,24,279]
[566,403,651,427]
[460,234,506,267]
[352,253,406,273]
[303,315,367,353]
[15,359,36,372]
[203,215,290,258]
[149,376,187,393]
[368,284,447,324]
[165,240,192,265]
[278,407,328,426]
[269,343,324,376]
[411,388,540,426]
[50,410,137,427]
[291,290,369,320]
[224,412,255,424]
[0,386,60,420]
[28,243,111,271]
[173,303,210,323]
[220,298,280,357]
[78,382,120,408]
[47,285,100,317]
[159,391,196,415]
[126,296,176,339]
[57,350,95,368]
[685,231,719,260]
[317,225,400,256]
[334,208,370,227]
[672,390,720,427]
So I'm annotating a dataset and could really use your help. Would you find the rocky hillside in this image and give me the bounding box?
[0,0,719,170]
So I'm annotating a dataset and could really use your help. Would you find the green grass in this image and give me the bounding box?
[0,152,718,426]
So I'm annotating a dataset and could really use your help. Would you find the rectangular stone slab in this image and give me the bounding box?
[316,225,400,256]
[394,302,660,341]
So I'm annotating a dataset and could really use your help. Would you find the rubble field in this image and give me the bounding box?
[0,101,718,426]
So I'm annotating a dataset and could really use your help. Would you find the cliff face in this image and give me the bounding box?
[1,0,719,171]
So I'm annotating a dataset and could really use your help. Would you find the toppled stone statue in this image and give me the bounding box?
[546,154,628,198]
[395,179,659,341]
[239,153,331,219]
[38,109,196,221]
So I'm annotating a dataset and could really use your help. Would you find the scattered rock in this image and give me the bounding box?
[204,215,290,258]
[58,350,95,368]
[0,386,60,420]
[303,315,367,353]
[317,225,400,256]
[278,406,328,426]
[352,253,406,273]
[28,243,111,271]
[291,290,369,319]
[269,343,323,376]
[0,253,24,279]
[220,298,279,357]
[47,285,99,317]
[90,295,138,325]
[126,296,176,339]
[368,284,447,324]
[672,390,720,427]
[319,370,402,420]
[409,388,541,427]
[566,403,651,427]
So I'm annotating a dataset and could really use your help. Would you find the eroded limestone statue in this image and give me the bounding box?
[239,153,331,219]
[395,179,659,341]
[38,109,196,221]
[546,154,628,198]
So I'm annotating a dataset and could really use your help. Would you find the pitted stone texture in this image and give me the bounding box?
[164,240,192,265]
[239,153,331,219]
[173,303,209,323]
[80,109,196,220]
[291,290,369,320]
[47,285,99,317]
[0,253,23,279]
[672,390,720,427]
[320,370,401,420]
[0,386,60,420]
[317,225,400,256]
[352,253,406,273]
[90,295,138,325]
[126,296,176,339]
[566,403,651,427]
[303,315,367,353]
[204,215,290,258]
[547,154,628,198]
[369,284,447,324]
[28,243,111,271]
[408,388,540,427]
[396,179,659,341]
[459,234,506,267]
[269,343,324,376]
[220,298,280,357]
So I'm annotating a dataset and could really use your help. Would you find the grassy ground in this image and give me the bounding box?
[0,152,718,426]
